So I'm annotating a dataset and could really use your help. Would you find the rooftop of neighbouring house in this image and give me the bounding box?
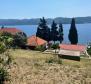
[59,44,86,52]
[0,28,22,34]
[27,35,47,46]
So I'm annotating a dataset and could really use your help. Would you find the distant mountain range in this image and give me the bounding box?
[0,16,91,25]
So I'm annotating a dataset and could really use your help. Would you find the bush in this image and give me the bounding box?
[0,34,13,83]
[45,58,54,63]
[35,46,46,52]
[5,52,13,65]
[51,43,59,49]
[45,57,62,64]
[0,31,27,49]
[87,48,91,55]
[0,52,12,84]
[0,32,13,49]
[87,42,91,55]
[0,67,9,84]
[0,42,6,54]
[13,32,27,48]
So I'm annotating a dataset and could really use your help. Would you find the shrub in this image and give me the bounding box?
[1,32,13,37]
[0,42,6,54]
[13,32,27,48]
[57,59,62,64]
[87,42,91,55]
[35,45,46,52]
[51,43,59,49]
[45,57,62,64]
[5,52,13,65]
[0,34,13,83]
[0,31,27,49]
[0,67,9,84]
[45,58,54,63]
[0,51,13,67]
[0,32,13,49]
[87,48,91,55]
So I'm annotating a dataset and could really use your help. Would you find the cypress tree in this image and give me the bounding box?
[68,18,78,44]
[51,20,59,44]
[58,23,64,43]
[36,17,50,42]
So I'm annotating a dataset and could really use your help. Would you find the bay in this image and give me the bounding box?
[1,23,91,45]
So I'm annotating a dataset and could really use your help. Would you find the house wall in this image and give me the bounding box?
[58,49,81,61]
[58,54,80,61]
[59,49,80,56]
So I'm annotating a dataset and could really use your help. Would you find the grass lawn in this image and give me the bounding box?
[7,49,91,84]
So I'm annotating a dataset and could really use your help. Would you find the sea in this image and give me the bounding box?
[1,23,91,45]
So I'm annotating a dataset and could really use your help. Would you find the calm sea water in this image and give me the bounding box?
[1,23,91,45]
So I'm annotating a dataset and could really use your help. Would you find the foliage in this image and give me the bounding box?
[58,23,64,43]
[4,52,13,65]
[36,17,64,44]
[1,32,13,37]
[35,45,46,52]
[45,58,54,63]
[0,32,13,83]
[45,57,62,64]
[36,17,50,42]
[0,54,10,84]
[51,43,59,49]
[0,42,6,54]
[0,51,13,67]
[87,47,91,55]
[13,32,27,48]
[0,32,13,49]
[68,18,78,44]
[0,32,27,48]
[0,67,9,84]
[87,42,91,55]
[50,21,59,44]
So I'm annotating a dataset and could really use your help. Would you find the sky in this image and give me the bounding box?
[0,0,91,19]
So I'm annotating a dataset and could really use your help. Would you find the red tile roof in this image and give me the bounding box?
[27,35,47,46]
[0,28,22,34]
[59,44,86,52]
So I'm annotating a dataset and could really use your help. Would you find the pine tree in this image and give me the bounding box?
[36,17,50,42]
[51,20,59,44]
[58,23,64,43]
[68,18,78,44]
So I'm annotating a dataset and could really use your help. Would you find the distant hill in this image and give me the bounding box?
[0,16,91,25]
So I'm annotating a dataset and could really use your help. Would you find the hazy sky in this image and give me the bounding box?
[0,0,91,19]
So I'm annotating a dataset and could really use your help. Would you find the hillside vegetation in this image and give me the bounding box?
[6,49,91,84]
[0,16,91,25]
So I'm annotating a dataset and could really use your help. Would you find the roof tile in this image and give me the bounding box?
[27,35,47,46]
[0,28,22,34]
[59,44,86,52]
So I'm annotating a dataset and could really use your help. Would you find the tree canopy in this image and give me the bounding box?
[36,17,50,42]
[13,32,27,48]
[58,23,64,43]
[68,18,78,44]
[50,20,59,44]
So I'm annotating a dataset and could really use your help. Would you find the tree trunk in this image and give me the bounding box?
[54,41,55,44]
[54,41,56,53]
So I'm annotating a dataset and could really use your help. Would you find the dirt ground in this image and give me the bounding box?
[7,49,91,84]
